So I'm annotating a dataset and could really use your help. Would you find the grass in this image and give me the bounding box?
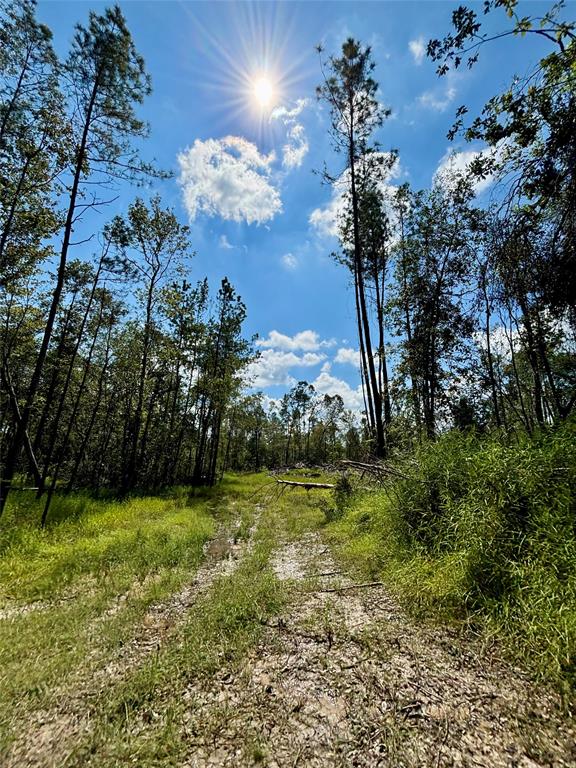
[61,472,329,766]
[0,471,329,765]
[326,422,576,696]
[0,484,224,758]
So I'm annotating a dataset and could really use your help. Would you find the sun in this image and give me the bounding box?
[252,76,275,109]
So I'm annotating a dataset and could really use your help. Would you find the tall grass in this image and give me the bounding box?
[0,485,223,757]
[0,474,289,759]
[328,421,576,691]
[0,491,217,601]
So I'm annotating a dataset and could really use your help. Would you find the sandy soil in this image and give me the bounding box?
[5,522,575,767]
[182,533,576,768]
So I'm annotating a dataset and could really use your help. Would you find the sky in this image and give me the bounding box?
[36,0,557,411]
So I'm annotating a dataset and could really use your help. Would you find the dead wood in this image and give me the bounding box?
[340,459,419,482]
[275,479,335,490]
[313,570,342,577]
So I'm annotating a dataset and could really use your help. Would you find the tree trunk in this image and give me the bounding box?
[0,74,100,516]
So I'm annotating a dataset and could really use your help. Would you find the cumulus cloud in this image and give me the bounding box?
[418,86,456,112]
[246,349,326,388]
[311,370,365,411]
[334,347,359,366]
[246,328,365,414]
[433,142,509,195]
[309,154,401,241]
[257,330,336,352]
[281,252,298,270]
[473,325,519,359]
[178,136,281,225]
[309,193,343,239]
[271,98,310,169]
[409,37,426,65]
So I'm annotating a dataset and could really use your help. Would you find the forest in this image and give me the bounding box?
[0,0,575,766]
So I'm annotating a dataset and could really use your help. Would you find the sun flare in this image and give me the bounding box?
[252,76,275,109]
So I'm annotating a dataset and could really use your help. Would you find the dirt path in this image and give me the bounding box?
[5,521,575,767]
[182,533,575,767]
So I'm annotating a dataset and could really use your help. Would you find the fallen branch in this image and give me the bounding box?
[275,479,335,490]
[317,581,384,593]
[340,459,420,482]
[313,570,342,577]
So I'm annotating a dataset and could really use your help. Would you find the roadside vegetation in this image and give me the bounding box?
[1,0,575,761]
[0,485,214,757]
[327,421,576,694]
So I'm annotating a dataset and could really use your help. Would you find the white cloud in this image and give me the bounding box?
[418,86,456,112]
[409,37,426,65]
[219,234,234,249]
[246,349,326,388]
[433,142,508,195]
[271,98,310,169]
[311,370,365,412]
[178,136,281,225]
[309,154,401,241]
[257,330,336,352]
[282,123,309,169]
[270,99,309,123]
[246,329,366,414]
[473,325,519,360]
[334,347,359,366]
[281,252,298,270]
[309,192,343,239]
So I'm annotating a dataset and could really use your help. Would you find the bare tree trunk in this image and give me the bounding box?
[66,317,113,492]
[355,267,376,434]
[1,365,42,488]
[41,296,105,525]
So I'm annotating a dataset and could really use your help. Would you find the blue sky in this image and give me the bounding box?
[37,0,556,410]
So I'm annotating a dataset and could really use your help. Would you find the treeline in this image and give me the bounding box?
[222,384,362,472]
[316,1,575,456]
[317,2,576,692]
[1,0,574,526]
[0,1,252,521]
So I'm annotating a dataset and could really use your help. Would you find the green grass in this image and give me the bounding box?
[59,474,328,766]
[69,546,286,766]
[0,492,217,600]
[0,471,328,764]
[0,484,223,758]
[327,422,576,695]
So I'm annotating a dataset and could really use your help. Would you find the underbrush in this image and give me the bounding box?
[328,422,576,693]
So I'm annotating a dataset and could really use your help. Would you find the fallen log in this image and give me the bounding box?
[275,479,335,490]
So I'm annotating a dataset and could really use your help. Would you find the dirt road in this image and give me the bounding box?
[4,503,574,767]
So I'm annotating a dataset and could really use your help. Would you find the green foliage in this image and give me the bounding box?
[0,491,214,600]
[328,423,576,690]
[323,473,355,523]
